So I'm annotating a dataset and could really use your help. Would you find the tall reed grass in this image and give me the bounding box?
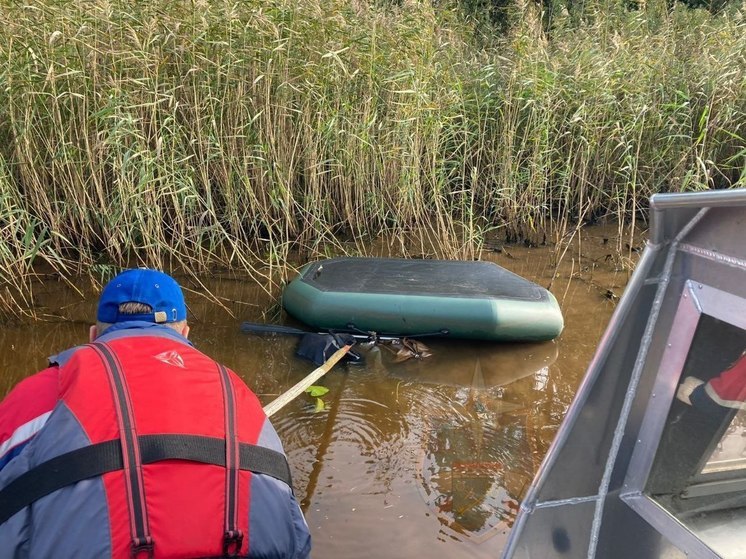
[0,0,743,317]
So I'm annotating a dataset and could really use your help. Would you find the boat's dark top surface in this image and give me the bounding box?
[299,258,546,301]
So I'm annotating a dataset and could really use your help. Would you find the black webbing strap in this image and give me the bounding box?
[0,434,292,525]
[91,342,153,557]
[0,440,122,525]
[217,364,243,556]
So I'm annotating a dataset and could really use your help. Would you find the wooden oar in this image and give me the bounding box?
[263,344,353,417]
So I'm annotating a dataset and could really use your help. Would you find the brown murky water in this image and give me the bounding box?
[0,223,641,558]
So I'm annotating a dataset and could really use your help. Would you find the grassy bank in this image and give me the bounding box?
[0,0,744,317]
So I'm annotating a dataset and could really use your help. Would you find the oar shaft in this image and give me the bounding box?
[241,322,308,336]
[241,320,441,341]
[263,345,352,417]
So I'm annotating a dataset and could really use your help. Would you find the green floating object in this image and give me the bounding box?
[282,257,564,342]
[305,386,330,398]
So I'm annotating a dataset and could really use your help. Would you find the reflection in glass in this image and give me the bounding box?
[702,410,746,476]
[647,315,746,558]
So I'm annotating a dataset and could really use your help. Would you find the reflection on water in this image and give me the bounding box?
[703,411,746,474]
[0,225,633,559]
[387,338,559,389]
[418,414,529,544]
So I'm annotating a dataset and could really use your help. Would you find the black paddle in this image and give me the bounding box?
[241,321,379,340]
[239,321,448,341]
[240,321,366,365]
[240,322,319,337]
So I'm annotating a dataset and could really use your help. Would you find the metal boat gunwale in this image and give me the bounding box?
[503,188,746,559]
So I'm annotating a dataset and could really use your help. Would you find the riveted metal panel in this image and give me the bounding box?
[504,189,746,559]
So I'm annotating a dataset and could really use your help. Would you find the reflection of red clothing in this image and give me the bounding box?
[705,354,746,409]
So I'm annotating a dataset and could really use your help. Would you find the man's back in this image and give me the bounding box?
[0,327,311,558]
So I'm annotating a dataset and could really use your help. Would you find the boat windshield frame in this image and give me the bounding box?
[622,280,746,558]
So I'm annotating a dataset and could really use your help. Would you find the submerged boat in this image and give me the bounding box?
[282,257,564,342]
[503,189,746,559]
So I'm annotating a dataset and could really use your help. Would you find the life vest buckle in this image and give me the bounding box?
[223,530,244,557]
[131,536,154,559]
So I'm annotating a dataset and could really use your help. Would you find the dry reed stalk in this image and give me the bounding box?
[0,0,742,316]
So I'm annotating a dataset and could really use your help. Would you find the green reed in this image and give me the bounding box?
[0,0,743,317]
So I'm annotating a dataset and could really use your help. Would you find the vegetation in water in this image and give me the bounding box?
[306,385,330,412]
[0,0,744,318]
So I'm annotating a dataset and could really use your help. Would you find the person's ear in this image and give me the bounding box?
[89,325,98,343]
[181,324,190,339]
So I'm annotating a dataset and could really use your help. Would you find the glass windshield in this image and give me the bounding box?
[646,314,746,558]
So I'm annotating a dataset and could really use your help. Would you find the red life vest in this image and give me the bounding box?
[0,333,295,558]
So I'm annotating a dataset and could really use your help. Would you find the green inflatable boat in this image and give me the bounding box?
[282,258,564,342]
